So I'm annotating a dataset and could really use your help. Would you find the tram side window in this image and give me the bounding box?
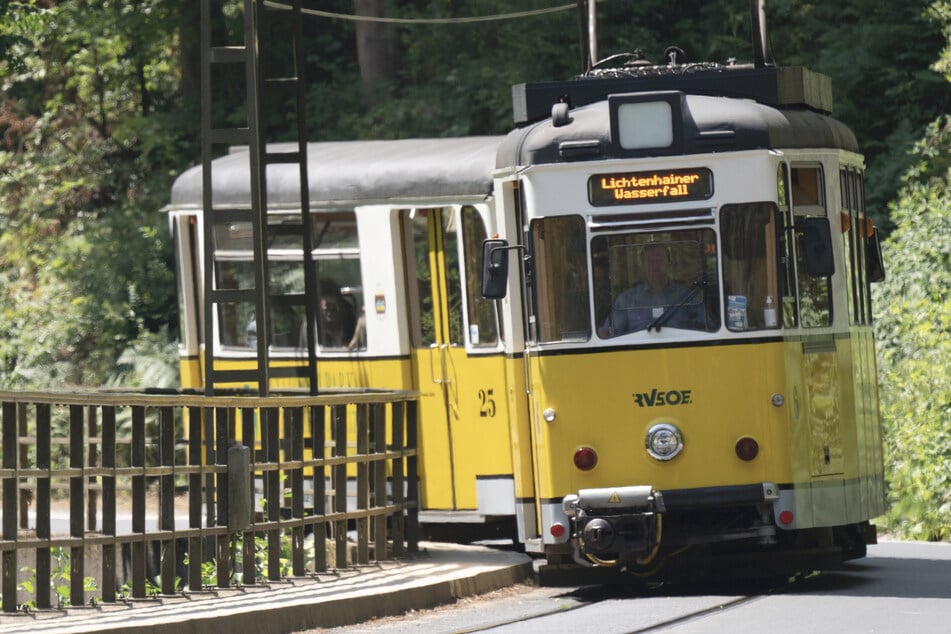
[840,168,869,325]
[461,206,500,347]
[791,166,832,328]
[311,213,364,350]
[777,164,798,327]
[213,220,257,348]
[530,215,590,342]
[211,212,365,351]
[720,203,781,331]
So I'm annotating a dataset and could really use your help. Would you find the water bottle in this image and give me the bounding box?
[764,296,778,328]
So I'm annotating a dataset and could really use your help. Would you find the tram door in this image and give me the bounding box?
[404,206,511,512]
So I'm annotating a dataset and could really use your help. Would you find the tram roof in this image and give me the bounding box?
[169,93,859,210]
[169,136,505,209]
[499,92,859,167]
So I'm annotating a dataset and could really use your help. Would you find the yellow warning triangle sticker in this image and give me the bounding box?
[608,491,621,503]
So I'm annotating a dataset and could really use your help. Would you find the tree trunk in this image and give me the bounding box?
[354,0,400,106]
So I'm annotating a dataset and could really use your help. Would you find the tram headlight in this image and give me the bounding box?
[645,423,683,461]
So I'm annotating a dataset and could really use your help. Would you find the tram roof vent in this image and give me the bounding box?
[512,65,833,126]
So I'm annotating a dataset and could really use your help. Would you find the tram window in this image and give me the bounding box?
[213,222,256,291]
[791,166,823,208]
[314,273,362,350]
[840,170,858,324]
[794,221,833,327]
[212,220,257,347]
[840,167,868,325]
[788,165,832,328]
[211,212,365,351]
[720,203,781,331]
[530,215,590,342]
[593,230,720,337]
[311,213,364,350]
[777,165,798,327]
[461,206,499,347]
[407,208,464,347]
[219,301,257,347]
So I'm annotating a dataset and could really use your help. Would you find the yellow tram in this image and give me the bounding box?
[166,59,885,574]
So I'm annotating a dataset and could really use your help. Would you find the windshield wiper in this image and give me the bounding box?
[647,279,704,332]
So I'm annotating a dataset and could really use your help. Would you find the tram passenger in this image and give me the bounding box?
[316,281,358,348]
[600,243,707,336]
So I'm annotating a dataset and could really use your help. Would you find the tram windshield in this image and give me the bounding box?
[593,231,720,337]
[528,204,782,343]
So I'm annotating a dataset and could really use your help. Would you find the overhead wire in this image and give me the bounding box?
[261,1,591,25]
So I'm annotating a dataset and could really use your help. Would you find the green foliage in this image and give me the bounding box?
[931,1,951,81]
[181,529,315,589]
[873,116,951,540]
[16,547,98,610]
[768,0,949,228]
[0,0,188,389]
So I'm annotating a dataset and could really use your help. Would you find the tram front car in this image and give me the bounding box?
[485,65,885,576]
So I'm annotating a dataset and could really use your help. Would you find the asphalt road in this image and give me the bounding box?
[321,541,951,634]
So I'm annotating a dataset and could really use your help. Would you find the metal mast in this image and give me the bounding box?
[199,0,317,395]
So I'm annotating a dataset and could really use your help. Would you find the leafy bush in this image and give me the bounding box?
[873,116,951,540]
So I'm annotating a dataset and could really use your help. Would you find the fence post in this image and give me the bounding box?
[159,406,177,595]
[101,406,117,603]
[69,404,86,607]
[333,404,348,569]
[131,405,147,599]
[2,401,17,613]
[405,399,419,553]
[227,442,252,531]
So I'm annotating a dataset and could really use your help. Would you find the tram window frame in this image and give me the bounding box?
[719,203,782,332]
[840,169,859,325]
[210,211,366,352]
[856,172,875,323]
[789,164,833,328]
[592,230,720,338]
[460,205,501,349]
[172,214,202,354]
[309,212,365,351]
[528,215,591,343]
[777,164,799,328]
[211,219,257,349]
[840,166,871,326]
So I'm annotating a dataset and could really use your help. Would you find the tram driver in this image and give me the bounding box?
[599,243,708,336]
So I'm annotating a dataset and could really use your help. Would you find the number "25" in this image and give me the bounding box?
[478,389,496,418]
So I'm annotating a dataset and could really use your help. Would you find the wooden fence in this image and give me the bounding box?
[0,389,419,612]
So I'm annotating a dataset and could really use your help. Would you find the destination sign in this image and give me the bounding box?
[589,168,713,206]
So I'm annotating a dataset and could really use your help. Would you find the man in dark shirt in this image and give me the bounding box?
[602,244,706,335]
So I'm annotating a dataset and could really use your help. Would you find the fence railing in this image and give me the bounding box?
[0,389,419,612]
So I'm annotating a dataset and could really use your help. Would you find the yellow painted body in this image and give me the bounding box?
[525,332,881,517]
[410,347,514,510]
[527,342,792,501]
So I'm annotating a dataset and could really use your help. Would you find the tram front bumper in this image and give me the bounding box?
[562,485,666,566]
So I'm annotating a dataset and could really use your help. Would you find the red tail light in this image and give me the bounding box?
[573,446,598,471]
[735,436,759,461]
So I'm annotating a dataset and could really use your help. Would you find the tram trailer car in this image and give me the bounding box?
[166,61,886,577]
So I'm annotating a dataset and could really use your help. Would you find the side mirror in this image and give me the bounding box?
[481,238,510,299]
[799,217,835,278]
[866,227,886,283]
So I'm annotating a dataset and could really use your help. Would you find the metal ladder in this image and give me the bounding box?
[199,0,317,395]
